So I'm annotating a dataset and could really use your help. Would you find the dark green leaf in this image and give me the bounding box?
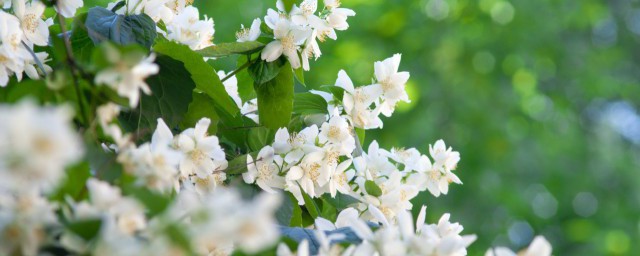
[124,186,171,218]
[275,191,294,226]
[248,57,285,84]
[66,219,102,241]
[301,188,320,219]
[154,40,239,117]
[197,41,264,58]
[256,61,294,129]
[49,162,91,202]
[85,7,157,49]
[236,56,257,102]
[320,198,338,222]
[289,193,303,227]
[355,127,365,146]
[181,91,219,134]
[294,67,305,86]
[119,55,195,135]
[293,92,328,115]
[319,85,345,102]
[68,13,95,64]
[321,193,360,211]
[247,127,274,152]
[364,180,382,197]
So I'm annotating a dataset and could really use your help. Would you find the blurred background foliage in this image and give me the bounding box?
[88,0,640,254]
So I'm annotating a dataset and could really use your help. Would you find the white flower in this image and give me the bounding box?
[217,70,242,108]
[325,3,355,31]
[300,30,321,71]
[277,240,309,256]
[319,114,355,155]
[335,70,383,129]
[175,118,227,179]
[22,51,51,80]
[353,140,395,178]
[290,0,318,26]
[0,100,83,193]
[429,139,460,171]
[243,146,285,193]
[326,159,353,197]
[273,126,319,164]
[486,236,552,256]
[315,207,359,231]
[166,6,215,50]
[286,151,328,197]
[55,0,84,18]
[261,19,310,69]
[236,18,262,42]
[374,54,410,117]
[13,0,51,46]
[97,103,121,130]
[0,192,58,256]
[94,49,159,107]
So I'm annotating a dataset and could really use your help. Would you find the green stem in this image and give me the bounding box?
[57,8,90,126]
[221,56,257,83]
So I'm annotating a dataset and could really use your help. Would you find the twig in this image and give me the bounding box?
[221,56,257,83]
[56,9,90,125]
[21,41,47,77]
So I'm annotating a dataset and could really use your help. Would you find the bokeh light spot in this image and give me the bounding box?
[491,1,515,25]
[605,230,630,254]
[572,192,598,217]
[473,51,496,74]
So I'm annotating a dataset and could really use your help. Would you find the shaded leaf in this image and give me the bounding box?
[249,57,285,85]
[293,92,328,115]
[256,61,294,129]
[85,7,157,49]
[66,219,102,241]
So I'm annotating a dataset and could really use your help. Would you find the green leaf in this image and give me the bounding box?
[85,7,157,49]
[49,162,91,202]
[249,57,286,84]
[66,219,102,241]
[275,191,294,226]
[165,224,195,254]
[125,186,171,218]
[0,79,53,103]
[119,54,195,134]
[289,193,303,227]
[181,91,219,134]
[236,56,257,102]
[320,198,338,222]
[320,85,345,102]
[364,180,382,197]
[355,127,366,146]
[256,61,294,129]
[247,127,274,152]
[294,67,305,86]
[197,41,264,58]
[154,40,239,117]
[68,12,94,64]
[321,193,360,211]
[293,92,328,115]
[301,188,320,219]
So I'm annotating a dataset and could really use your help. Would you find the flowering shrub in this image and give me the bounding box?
[0,0,553,255]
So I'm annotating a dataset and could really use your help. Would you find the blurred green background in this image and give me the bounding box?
[88,0,640,254]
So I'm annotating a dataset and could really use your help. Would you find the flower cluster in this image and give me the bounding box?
[0,1,56,86]
[60,179,281,255]
[107,0,215,50]
[332,54,410,129]
[240,0,355,70]
[0,100,83,255]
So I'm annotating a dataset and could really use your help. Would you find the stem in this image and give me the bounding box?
[21,41,47,77]
[221,56,257,83]
[57,11,90,126]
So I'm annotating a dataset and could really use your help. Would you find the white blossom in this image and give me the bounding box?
[236,18,262,42]
[94,49,159,107]
[55,0,84,18]
[374,54,410,116]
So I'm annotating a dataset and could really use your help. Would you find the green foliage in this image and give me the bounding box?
[197,41,264,58]
[293,93,328,115]
[181,91,219,134]
[66,219,102,241]
[255,61,294,129]
[124,186,172,218]
[85,7,157,49]
[153,40,239,117]
[300,189,320,219]
[321,193,359,212]
[120,54,195,133]
[49,162,91,202]
[364,180,382,197]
